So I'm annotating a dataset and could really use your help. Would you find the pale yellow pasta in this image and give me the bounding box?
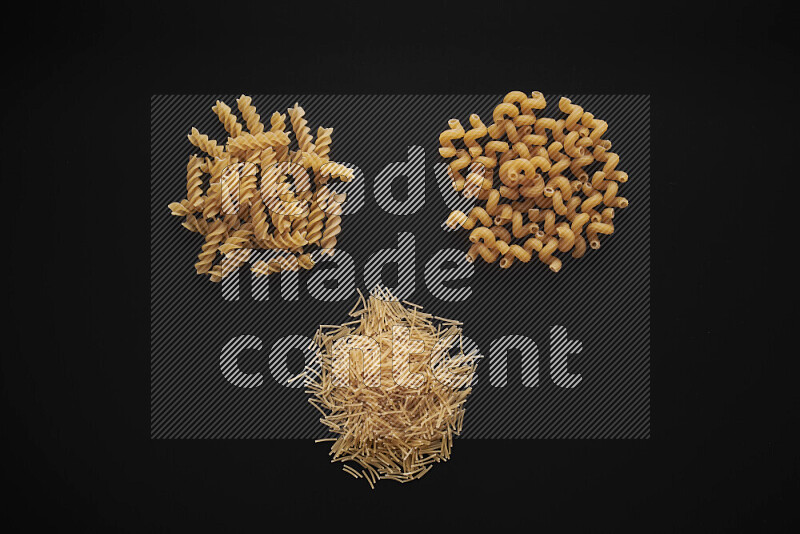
[297,253,315,270]
[319,161,354,182]
[181,214,208,234]
[488,103,519,139]
[187,127,225,158]
[319,200,342,255]
[466,242,500,263]
[572,235,587,258]
[556,225,575,252]
[236,95,264,135]
[543,175,573,200]
[586,222,615,249]
[464,114,488,157]
[469,226,497,247]
[438,118,465,158]
[447,149,472,191]
[227,130,290,154]
[538,236,562,272]
[522,91,546,114]
[498,185,519,200]
[194,220,227,274]
[169,96,356,281]
[558,97,584,131]
[499,244,532,269]
[445,207,493,230]
[510,210,533,238]
[208,248,252,283]
[212,100,243,138]
[315,127,333,160]
[288,103,316,154]
[435,91,632,271]
[571,212,591,235]
[218,224,253,255]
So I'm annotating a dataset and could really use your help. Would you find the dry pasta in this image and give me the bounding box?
[305,287,479,486]
[440,91,631,272]
[168,95,356,282]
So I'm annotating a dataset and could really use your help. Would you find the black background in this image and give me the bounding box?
[5,1,795,531]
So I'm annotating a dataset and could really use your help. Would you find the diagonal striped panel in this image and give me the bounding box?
[151,94,650,439]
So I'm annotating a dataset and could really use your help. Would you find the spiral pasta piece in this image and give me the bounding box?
[315,127,333,160]
[181,214,209,235]
[556,225,575,252]
[200,183,221,220]
[212,100,243,138]
[558,97,584,131]
[445,207,493,230]
[188,128,225,159]
[227,131,291,154]
[218,224,253,255]
[250,196,271,243]
[463,115,487,158]
[488,103,520,139]
[541,237,563,272]
[236,95,264,135]
[238,173,258,214]
[208,248,252,283]
[319,161,354,182]
[586,222,615,249]
[305,197,326,245]
[194,220,227,274]
[445,149,471,192]
[499,244,532,268]
[466,242,500,264]
[439,119,465,158]
[288,103,316,154]
[522,91,546,114]
[318,198,343,255]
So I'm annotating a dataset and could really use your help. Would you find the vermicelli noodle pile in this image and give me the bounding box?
[305,287,479,486]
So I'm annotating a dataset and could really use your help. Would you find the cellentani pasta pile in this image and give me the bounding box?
[305,288,479,487]
[441,91,630,272]
[168,95,354,282]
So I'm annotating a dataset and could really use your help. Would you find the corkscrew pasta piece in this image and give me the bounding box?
[188,128,225,159]
[463,114,488,157]
[439,119,465,158]
[236,95,264,135]
[499,244,532,268]
[319,161,355,182]
[558,97,584,131]
[445,207,493,230]
[194,220,227,274]
[212,100,243,139]
[586,222,615,249]
[447,149,472,191]
[218,225,254,255]
[288,103,316,154]
[227,130,290,154]
[315,127,333,160]
[439,90,631,271]
[208,248,252,283]
[319,200,342,256]
[466,242,500,263]
[168,96,356,281]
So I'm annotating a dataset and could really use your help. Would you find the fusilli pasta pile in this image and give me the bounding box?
[168,95,355,282]
[440,91,630,272]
